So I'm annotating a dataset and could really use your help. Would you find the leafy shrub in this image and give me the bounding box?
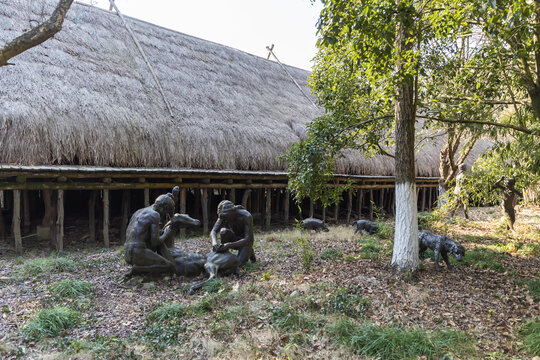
[358,238,383,259]
[295,235,313,271]
[49,279,94,299]
[22,306,80,340]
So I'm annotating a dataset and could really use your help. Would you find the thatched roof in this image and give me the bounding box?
[0,0,489,177]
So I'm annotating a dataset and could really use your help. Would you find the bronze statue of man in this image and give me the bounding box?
[210,200,256,267]
[492,176,523,230]
[124,194,176,277]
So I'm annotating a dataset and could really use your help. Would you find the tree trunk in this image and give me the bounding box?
[391,8,419,273]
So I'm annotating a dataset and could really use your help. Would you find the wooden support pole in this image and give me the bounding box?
[180,188,186,237]
[0,203,5,242]
[369,189,374,220]
[322,206,326,222]
[103,189,110,248]
[309,199,314,218]
[194,189,201,218]
[347,190,352,223]
[144,188,150,207]
[357,189,363,218]
[421,187,426,212]
[201,189,209,235]
[428,187,433,211]
[379,189,385,212]
[265,189,271,230]
[13,190,22,255]
[56,190,64,251]
[120,190,130,244]
[23,190,30,231]
[242,189,251,209]
[88,191,97,243]
[230,189,236,204]
[334,201,340,223]
[283,190,289,224]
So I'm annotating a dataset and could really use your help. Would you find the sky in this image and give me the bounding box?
[78,0,324,70]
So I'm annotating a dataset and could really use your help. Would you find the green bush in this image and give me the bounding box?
[460,249,505,272]
[358,238,383,259]
[17,257,77,277]
[328,318,476,360]
[22,306,80,340]
[49,279,94,299]
[520,318,540,356]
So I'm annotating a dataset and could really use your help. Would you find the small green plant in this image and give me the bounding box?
[201,278,227,294]
[146,302,187,323]
[460,248,505,272]
[49,279,94,299]
[321,247,343,260]
[520,278,540,301]
[271,304,325,332]
[17,257,77,277]
[520,318,540,356]
[328,318,477,359]
[358,238,383,259]
[22,306,80,340]
[260,269,275,281]
[243,261,262,273]
[295,235,313,271]
[324,287,369,318]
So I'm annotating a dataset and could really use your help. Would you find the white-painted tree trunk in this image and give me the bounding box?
[391,182,419,272]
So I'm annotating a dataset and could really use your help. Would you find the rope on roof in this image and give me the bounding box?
[266,45,319,110]
[108,0,175,118]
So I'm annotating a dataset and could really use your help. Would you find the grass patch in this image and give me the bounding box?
[49,279,94,299]
[460,248,505,272]
[17,257,77,278]
[321,247,343,260]
[59,335,137,359]
[271,304,325,332]
[520,318,540,356]
[201,278,228,294]
[146,302,187,323]
[358,238,384,259]
[329,318,477,360]
[243,261,262,272]
[323,287,369,318]
[22,306,80,340]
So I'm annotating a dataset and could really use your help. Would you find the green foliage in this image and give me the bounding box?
[201,278,227,294]
[294,235,314,271]
[460,248,505,272]
[321,247,343,260]
[520,318,540,356]
[59,335,138,359]
[323,287,369,318]
[49,279,94,299]
[358,237,387,259]
[519,278,540,302]
[271,304,325,332]
[17,257,77,277]
[146,302,187,323]
[328,318,477,360]
[22,306,80,340]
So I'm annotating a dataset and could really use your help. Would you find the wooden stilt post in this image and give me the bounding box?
[379,189,385,213]
[322,206,326,222]
[242,189,251,209]
[421,187,426,212]
[230,189,236,204]
[89,191,97,243]
[13,190,22,255]
[103,189,110,248]
[201,189,209,235]
[180,188,187,237]
[347,190,353,223]
[23,190,30,232]
[56,190,64,251]
[194,189,201,219]
[144,188,150,207]
[334,201,340,223]
[283,190,289,224]
[428,187,433,211]
[357,189,363,219]
[309,199,314,218]
[265,189,271,230]
[120,190,130,244]
[369,189,374,220]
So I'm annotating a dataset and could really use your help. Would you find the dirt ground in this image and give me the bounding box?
[0,206,539,359]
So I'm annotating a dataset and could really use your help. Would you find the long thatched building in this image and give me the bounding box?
[0,0,479,253]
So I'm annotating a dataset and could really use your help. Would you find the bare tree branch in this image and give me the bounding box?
[0,0,74,67]
[417,115,536,135]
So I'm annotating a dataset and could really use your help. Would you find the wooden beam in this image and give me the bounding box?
[120,190,130,244]
[56,190,64,251]
[428,187,433,211]
[103,189,110,248]
[201,189,209,235]
[144,188,150,207]
[334,201,340,223]
[88,190,97,243]
[265,189,271,230]
[13,190,22,255]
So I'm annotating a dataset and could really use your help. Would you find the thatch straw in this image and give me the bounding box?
[0,0,490,177]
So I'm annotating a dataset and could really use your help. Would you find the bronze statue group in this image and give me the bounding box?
[123,187,255,294]
[124,172,523,288]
